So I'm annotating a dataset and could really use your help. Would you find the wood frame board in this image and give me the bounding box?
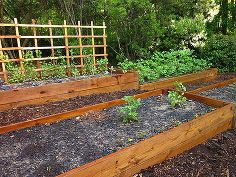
[58,99,235,177]
[140,68,218,91]
[0,72,139,111]
[187,77,236,94]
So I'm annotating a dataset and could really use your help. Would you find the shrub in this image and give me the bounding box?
[118,49,210,83]
[201,34,236,72]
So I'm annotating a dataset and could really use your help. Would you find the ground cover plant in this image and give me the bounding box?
[118,50,210,83]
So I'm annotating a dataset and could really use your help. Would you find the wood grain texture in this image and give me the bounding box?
[184,93,228,108]
[0,19,108,82]
[187,77,236,94]
[0,72,139,110]
[0,81,139,111]
[0,89,162,134]
[58,104,234,177]
[140,69,218,91]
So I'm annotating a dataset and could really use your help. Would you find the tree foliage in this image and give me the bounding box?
[0,0,235,70]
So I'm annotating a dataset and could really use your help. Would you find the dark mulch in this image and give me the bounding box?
[0,95,212,177]
[186,72,236,91]
[137,129,236,177]
[200,84,236,103]
[0,89,145,127]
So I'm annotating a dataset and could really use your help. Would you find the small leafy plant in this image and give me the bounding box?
[119,96,141,123]
[168,82,187,107]
[83,56,97,75]
[97,58,108,73]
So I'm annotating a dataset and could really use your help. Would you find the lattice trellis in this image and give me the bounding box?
[0,18,108,83]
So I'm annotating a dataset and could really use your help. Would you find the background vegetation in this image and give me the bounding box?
[0,0,235,82]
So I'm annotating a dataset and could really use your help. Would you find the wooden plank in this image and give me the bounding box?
[0,89,162,134]
[57,103,234,177]
[0,39,8,82]
[32,19,42,76]
[0,81,139,112]
[0,35,20,39]
[232,104,236,129]
[184,92,228,108]
[140,68,218,91]
[0,35,106,39]
[0,45,107,51]
[78,21,83,66]
[0,54,108,63]
[188,77,236,94]
[0,23,106,29]
[119,113,233,177]
[48,20,55,58]
[14,18,24,73]
[103,22,108,63]
[64,20,71,76]
[91,21,96,66]
[0,72,139,106]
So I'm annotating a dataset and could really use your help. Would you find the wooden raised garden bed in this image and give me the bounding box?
[1,87,235,177]
[0,71,139,111]
[56,93,235,177]
[0,68,218,112]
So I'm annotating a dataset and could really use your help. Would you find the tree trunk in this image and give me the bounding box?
[221,0,228,34]
[231,0,236,29]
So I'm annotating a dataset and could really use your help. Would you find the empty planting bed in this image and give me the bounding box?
[0,95,212,177]
[200,83,236,103]
[186,72,236,91]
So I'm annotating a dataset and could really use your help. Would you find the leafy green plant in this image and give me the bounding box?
[41,60,67,79]
[83,56,97,75]
[0,54,9,60]
[119,96,141,123]
[97,58,108,73]
[35,50,42,58]
[118,49,210,83]
[174,81,186,94]
[168,82,187,107]
[23,51,34,59]
[6,61,39,83]
[5,62,25,83]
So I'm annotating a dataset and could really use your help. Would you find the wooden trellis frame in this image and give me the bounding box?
[0,18,108,83]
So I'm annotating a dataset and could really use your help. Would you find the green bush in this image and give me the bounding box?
[118,49,210,83]
[201,34,236,72]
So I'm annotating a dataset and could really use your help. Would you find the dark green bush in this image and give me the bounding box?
[201,34,236,72]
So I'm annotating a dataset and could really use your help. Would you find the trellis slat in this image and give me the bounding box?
[0,19,108,82]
